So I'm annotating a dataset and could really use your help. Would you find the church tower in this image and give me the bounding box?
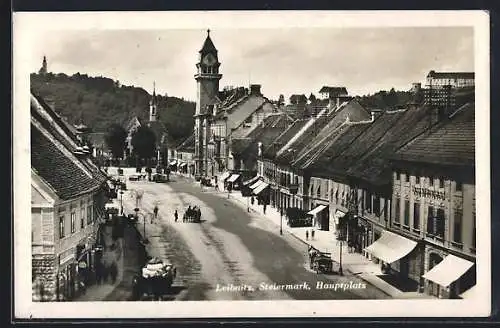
[149,82,157,122]
[39,56,48,75]
[194,29,223,177]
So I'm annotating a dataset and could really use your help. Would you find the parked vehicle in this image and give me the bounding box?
[132,257,177,300]
[308,245,334,274]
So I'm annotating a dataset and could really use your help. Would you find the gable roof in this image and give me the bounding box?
[176,134,195,153]
[290,100,372,168]
[31,93,108,184]
[262,119,309,160]
[319,86,348,95]
[230,113,293,156]
[31,120,102,200]
[392,103,475,167]
[311,105,437,186]
[218,94,269,133]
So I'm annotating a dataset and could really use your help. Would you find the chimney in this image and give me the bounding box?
[249,84,261,96]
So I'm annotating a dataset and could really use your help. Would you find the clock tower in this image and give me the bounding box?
[194,29,223,177]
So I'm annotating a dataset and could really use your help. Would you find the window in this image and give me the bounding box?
[59,215,65,239]
[80,206,85,229]
[365,191,372,213]
[436,208,445,239]
[427,206,434,234]
[453,209,463,243]
[439,177,444,189]
[395,171,400,181]
[394,199,401,223]
[335,190,339,203]
[373,196,381,216]
[430,177,435,187]
[317,185,321,198]
[87,205,93,225]
[405,173,410,183]
[413,202,420,230]
[403,200,410,226]
[71,211,76,233]
[456,181,463,192]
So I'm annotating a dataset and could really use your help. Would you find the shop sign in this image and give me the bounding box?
[412,186,445,200]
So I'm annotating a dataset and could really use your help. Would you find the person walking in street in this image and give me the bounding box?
[174,210,178,222]
[311,229,315,240]
[153,204,159,223]
[306,230,309,241]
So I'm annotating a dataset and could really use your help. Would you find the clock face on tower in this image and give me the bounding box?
[203,53,217,66]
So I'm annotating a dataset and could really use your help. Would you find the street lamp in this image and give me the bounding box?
[279,207,283,235]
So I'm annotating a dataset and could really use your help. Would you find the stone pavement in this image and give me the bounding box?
[107,167,434,299]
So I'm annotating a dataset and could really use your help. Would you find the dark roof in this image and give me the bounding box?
[311,106,437,185]
[31,94,107,184]
[319,86,348,95]
[31,124,102,200]
[262,119,309,160]
[176,134,195,153]
[216,94,271,133]
[199,31,218,54]
[291,100,371,168]
[231,113,293,156]
[392,103,475,167]
[427,70,474,79]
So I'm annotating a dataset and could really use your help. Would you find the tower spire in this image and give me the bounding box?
[207,29,210,37]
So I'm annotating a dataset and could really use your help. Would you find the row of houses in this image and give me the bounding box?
[31,91,110,301]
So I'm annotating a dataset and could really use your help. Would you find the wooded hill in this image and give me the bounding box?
[30,72,196,145]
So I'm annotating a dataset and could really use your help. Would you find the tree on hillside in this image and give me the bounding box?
[104,123,127,159]
[131,125,157,161]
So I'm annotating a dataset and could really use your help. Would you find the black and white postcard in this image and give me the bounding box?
[13,10,491,318]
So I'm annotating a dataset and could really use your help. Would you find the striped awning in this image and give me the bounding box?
[364,231,418,264]
[307,205,328,216]
[250,179,264,189]
[227,174,240,183]
[253,182,269,195]
[422,254,475,287]
[243,175,260,186]
[220,171,231,181]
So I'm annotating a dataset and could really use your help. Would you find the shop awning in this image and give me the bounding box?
[169,159,177,165]
[334,210,346,225]
[220,171,231,181]
[253,182,269,195]
[243,175,260,186]
[307,205,328,216]
[364,231,417,264]
[459,285,477,299]
[179,162,187,168]
[422,254,475,287]
[227,174,240,183]
[250,179,264,189]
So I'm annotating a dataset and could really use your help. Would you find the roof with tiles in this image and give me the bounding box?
[176,134,195,153]
[31,122,102,200]
[262,118,309,160]
[311,105,438,186]
[392,103,475,167]
[231,113,293,156]
[31,93,108,185]
[290,100,371,168]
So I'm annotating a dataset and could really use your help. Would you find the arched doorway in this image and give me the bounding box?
[428,252,443,298]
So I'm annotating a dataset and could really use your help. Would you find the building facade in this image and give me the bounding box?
[31,93,108,301]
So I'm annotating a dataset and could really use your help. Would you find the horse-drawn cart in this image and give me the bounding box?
[132,257,177,301]
[308,245,334,274]
[183,206,202,223]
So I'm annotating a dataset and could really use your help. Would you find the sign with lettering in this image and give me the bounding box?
[412,186,445,200]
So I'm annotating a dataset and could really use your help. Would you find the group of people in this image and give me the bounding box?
[173,206,201,223]
[305,229,316,241]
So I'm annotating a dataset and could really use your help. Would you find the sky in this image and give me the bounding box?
[28,27,474,102]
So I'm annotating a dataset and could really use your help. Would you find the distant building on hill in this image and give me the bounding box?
[39,56,48,75]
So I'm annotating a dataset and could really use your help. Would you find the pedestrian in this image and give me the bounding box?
[153,205,159,222]
[174,210,178,222]
[311,229,315,240]
[306,230,309,240]
[251,196,255,205]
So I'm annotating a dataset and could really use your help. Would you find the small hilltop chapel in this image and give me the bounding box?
[193,29,282,181]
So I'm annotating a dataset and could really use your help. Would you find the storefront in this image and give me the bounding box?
[422,251,475,299]
[364,230,418,279]
[307,204,329,231]
[253,181,270,206]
